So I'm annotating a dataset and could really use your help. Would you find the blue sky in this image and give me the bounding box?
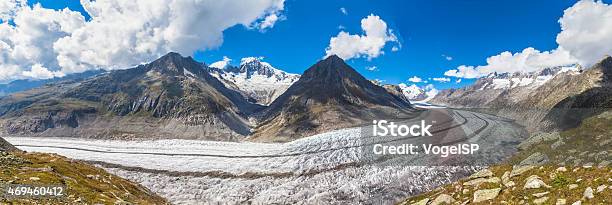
[28,0,604,89]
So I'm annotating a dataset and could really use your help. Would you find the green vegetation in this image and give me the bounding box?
[0,152,167,204]
[400,111,612,204]
[400,165,610,205]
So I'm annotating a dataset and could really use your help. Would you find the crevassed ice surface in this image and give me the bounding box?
[8,109,526,205]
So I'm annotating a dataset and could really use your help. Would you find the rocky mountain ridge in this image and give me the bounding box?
[0,52,263,141]
[0,53,413,142]
[250,55,417,142]
[0,70,104,97]
[430,57,611,132]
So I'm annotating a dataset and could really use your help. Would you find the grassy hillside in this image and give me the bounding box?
[399,110,612,204]
[0,151,167,204]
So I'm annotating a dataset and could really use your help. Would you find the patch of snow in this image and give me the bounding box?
[510,78,534,88]
[240,57,263,65]
[559,65,579,74]
[533,75,553,87]
[491,79,510,89]
[183,68,196,78]
[398,83,438,103]
[398,83,422,99]
[479,83,489,90]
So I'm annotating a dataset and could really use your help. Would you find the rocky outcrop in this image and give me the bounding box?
[400,165,610,205]
[0,137,16,152]
[473,188,501,203]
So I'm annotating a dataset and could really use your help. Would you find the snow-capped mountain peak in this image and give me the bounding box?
[398,83,423,99]
[398,83,438,102]
[477,64,580,90]
[237,57,276,78]
[207,56,300,105]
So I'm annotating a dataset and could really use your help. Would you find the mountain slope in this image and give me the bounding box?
[431,57,611,132]
[431,65,581,109]
[0,70,104,97]
[250,55,417,142]
[539,56,612,131]
[0,52,263,141]
[209,57,300,105]
[0,151,168,204]
[0,137,16,152]
[382,84,412,103]
[400,110,612,205]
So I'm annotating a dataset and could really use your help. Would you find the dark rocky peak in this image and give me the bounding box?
[592,55,612,82]
[595,55,612,72]
[539,67,561,76]
[252,54,414,141]
[300,54,364,82]
[146,52,204,75]
[266,54,410,108]
[238,57,276,78]
[220,65,240,73]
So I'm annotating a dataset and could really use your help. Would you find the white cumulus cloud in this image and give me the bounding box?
[0,3,85,82]
[0,0,24,20]
[444,65,483,79]
[256,13,283,31]
[340,7,347,15]
[54,0,285,74]
[442,54,453,61]
[433,77,450,83]
[0,0,285,82]
[445,0,612,79]
[446,47,577,79]
[408,76,422,83]
[209,56,232,69]
[325,14,399,60]
[22,64,64,79]
[365,66,378,71]
[557,0,612,66]
[423,84,438,97]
